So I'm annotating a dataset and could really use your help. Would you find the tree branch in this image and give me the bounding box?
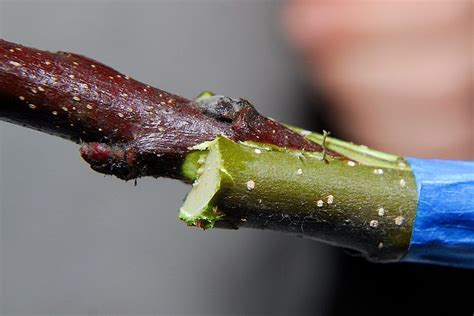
[0,39,419,262]
[0,39,324,180]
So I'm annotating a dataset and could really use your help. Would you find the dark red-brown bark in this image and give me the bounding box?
[0,39,327,180]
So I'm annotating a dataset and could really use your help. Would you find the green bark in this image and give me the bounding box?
[179,135,418,262]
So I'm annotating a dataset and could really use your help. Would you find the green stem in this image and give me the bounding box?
[180,136,418,262]
[290,126,406,169]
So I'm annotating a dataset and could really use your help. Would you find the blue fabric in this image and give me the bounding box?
[403,158,474,268]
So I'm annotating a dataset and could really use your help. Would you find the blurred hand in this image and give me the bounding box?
[283,0,473,159]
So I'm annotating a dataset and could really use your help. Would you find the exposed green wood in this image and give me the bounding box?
[180,136,418,262]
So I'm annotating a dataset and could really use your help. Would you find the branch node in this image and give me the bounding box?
[322,129,331,164]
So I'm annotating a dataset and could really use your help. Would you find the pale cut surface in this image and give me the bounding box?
[179,145,221,227]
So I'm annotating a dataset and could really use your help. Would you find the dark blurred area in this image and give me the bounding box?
[1,1,473,315]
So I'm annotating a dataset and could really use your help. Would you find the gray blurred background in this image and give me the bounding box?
[0,1,336,315]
